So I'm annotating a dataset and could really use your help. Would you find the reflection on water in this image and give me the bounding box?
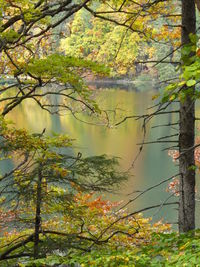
[7,87,180,224]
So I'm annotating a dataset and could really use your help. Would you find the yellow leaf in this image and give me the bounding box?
[169,94,176,101]
[180,241,190,251]
[152,94,160,100]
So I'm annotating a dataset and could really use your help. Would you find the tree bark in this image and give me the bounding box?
[179,0,196,232]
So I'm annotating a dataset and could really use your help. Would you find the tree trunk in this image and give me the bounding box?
[34,165,43,259]
[179,0,196,232]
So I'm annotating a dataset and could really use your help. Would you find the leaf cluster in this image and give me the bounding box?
[20,230,200,267]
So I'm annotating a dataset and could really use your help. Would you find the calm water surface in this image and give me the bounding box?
[7,86,197,226]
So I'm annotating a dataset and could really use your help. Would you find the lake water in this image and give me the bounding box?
[5,86,184,226]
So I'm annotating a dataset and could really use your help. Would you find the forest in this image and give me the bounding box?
[0,0,200,266]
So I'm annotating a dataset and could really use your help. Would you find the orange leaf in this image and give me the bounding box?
[196,48,200,57]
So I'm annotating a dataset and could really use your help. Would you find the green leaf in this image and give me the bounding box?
[186,79,196,87]
[189,33,198,44]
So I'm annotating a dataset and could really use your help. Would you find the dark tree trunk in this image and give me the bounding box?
[34,166,43,259]
[179,0,196,232]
